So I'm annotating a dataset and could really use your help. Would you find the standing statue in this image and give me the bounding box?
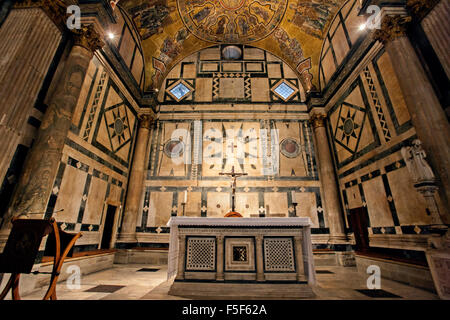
[401,139,436,185]
[401,139,444,226]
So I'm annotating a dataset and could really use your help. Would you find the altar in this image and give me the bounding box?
[167,217,316,299]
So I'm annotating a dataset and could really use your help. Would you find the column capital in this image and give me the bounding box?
[71,25,104,54]
[138,114,155,129]
[309,113,327,129]
[373,14,412,45]
[406,0,440,21]
[14,0,66,30]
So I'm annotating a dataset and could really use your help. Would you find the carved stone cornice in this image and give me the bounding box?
[372,15,412,45]
[14,0,66,30]
[71,24,104,53]
[309,113,327,129]
[407,0,440,21]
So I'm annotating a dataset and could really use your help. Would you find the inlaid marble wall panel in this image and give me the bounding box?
[158,45,306,104]
[362,176,395,228]
[156,122,190,177]
[177,192,202,217]
[387,168,432,226]
[264,192,288,217]
[54,165,88,223]
[330,49,437,243]
[140,117,325,237]
[83,177,108,225]
[235,193,259,218]
[148,192,173,227]
[207,192,231,217]
[319,0,365,89]
[292,191,320,228]
[39,56,139,251]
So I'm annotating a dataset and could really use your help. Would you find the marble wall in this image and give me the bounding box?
[327,48,439,250]
[137,46,327,246]
[319,0,365,90]
[158,45,306,103]
[45,55,139,252]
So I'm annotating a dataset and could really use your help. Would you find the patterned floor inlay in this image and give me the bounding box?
[13,265,437,300]
[316,270,334,274]
[137,268,160,272]
[84,285,125,293]
[355,289,401,298]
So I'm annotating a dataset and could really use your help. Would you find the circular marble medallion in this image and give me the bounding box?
[343,118,355,136]
[164,139,185,158]
[114,119,124,135]
[280,138,301,158]
[177,0,288,43]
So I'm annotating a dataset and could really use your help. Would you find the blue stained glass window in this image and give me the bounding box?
[274,82,295,100]
[170,83,191,100]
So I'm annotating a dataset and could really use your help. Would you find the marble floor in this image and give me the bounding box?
[5,264,438,300]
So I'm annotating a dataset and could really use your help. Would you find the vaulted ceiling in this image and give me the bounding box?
[119,0,347,92]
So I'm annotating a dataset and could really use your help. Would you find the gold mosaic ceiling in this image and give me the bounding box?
[119,0,347,92]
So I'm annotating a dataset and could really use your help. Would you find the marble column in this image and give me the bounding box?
[1,25,103,230]
[0,4,63,195]
[216,236,224,281]
[175,234,186,281]
[310,113,347,243]
[374,14,450,223]
[255,235,265,282]
[118,114,153,243]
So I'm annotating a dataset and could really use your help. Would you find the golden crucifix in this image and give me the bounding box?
[219,166,248,213]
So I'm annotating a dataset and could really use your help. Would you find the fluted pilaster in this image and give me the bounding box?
[1,25,103,230]
[417,0,450,79]
[0,7,62,202]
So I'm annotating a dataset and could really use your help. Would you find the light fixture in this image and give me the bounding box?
[359,23,366,31]
[108,32,115,40]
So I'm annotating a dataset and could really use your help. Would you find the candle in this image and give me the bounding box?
[291,191,296,203]
[184,190,187,203]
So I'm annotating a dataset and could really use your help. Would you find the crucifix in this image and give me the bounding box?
[219,166,248,213]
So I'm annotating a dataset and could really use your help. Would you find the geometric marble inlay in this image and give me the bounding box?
[334,102,365,153]
[104,104,132,152]
[166,79,194,102]
[271,80,298,102]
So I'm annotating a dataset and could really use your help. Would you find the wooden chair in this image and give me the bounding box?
[0,217,82,300]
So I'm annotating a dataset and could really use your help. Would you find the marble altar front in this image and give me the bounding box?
[167,217,316,299]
